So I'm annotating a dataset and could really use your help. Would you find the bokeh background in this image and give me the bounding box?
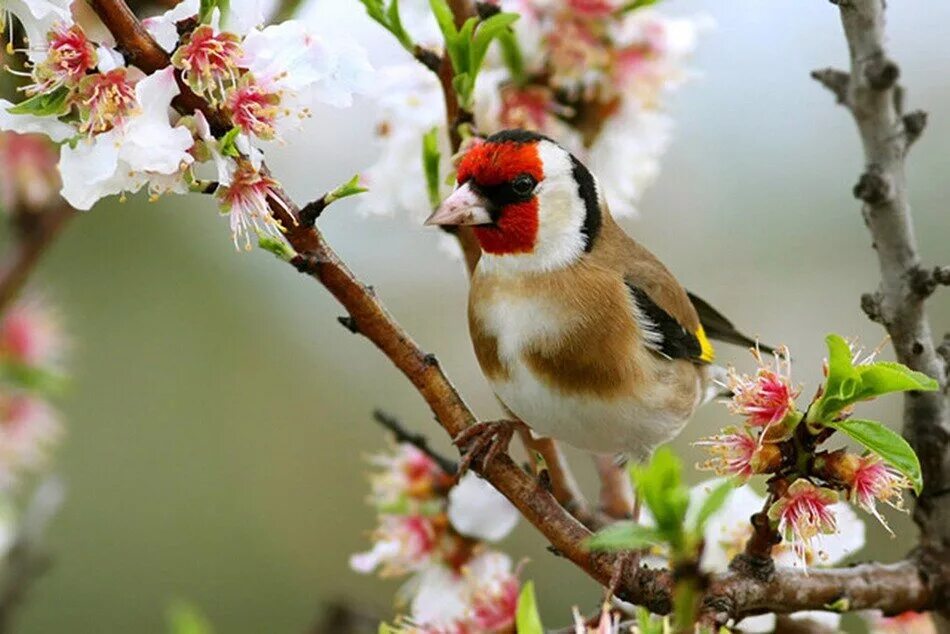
[6,0,949,631]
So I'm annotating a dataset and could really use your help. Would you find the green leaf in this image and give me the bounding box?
[258,235,295,261]
[326,174,368,203]
[7,86,70,117]
[422,127,442,208]
[587,521,663,551]
[497,28,526,85]
[386,0,414,51]
[429,0,459,42]
[166,601,213,634]
[0,361,67,395]
[813,334,938,423]
[617,0,660,13]
[470,12,518,75]
[633,447,689,538]
[689,479,733,534]
[857,362,939,396]
[218,126,242,158]
[829,418,923,493]
[515,581,544,634]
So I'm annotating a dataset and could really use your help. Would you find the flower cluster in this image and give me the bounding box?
[694,338,925,571]
[352,441,521,632]
[360,0,709,224]
[684,478,865,632]
[0,297,66,489]
[0,0,372,249]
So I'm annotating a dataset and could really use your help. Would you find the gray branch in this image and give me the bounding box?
[816,0,949,627]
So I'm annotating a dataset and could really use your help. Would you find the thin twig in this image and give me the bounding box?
[372,409,458,475]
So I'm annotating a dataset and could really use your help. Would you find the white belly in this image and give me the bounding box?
[478,292,697,458]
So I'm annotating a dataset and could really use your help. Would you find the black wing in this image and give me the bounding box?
[626,283,707,363]
[686,291,775,355]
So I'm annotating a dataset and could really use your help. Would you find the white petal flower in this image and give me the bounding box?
[410,563,470,629]
[447,472,519,543]
[240,20,372,131]
[95,44,124,72]
[3,0,73,61]
[142,0,198,52]
[59,68,193,210]
[0,99,74,142]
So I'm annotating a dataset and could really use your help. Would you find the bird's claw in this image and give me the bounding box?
[453,420,516,475]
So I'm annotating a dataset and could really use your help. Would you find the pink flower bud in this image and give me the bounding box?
[0,132,60,211]
[0,298,63,368]
[694,426,757,480]
[726,345,800,429]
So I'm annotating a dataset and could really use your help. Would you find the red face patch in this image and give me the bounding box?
[457,141,544,255]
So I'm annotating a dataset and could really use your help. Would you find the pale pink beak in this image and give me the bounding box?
[425,182,492,226]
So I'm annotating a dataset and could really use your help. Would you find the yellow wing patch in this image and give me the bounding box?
[696,325,716,363]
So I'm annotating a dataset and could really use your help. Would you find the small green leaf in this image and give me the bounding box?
[689,480,733,534]
[218,126,242,158]
[497,28,526,85]
[166,601,213,634]
[257,235,295,261]
[470,12,518,75]
[633,447,689,539]
[515,581,544,634]
[7,86,70,117]
[0,361,67,395]
[587,521,662,551]
[429,0,459,41]
[326,174,368,203]
[422,127,442,208]
[386,0,414,51]
[829,418,923,493]
[617,0,661,13]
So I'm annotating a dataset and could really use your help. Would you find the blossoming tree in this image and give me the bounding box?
[0,0,947,632]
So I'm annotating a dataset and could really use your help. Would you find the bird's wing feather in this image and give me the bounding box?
[626,282,712,363]
[686,291,776,355]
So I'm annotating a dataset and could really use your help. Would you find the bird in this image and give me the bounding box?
[425,129,770,489]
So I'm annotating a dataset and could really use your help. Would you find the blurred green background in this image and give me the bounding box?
[7,0,950,632]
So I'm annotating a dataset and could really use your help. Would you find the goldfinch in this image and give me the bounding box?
[427,129,768,465]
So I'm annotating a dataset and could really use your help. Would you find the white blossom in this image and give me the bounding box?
[0,99,74,141]
[2,0,73,62]
[59,67,193,209]
[447,472,519,543]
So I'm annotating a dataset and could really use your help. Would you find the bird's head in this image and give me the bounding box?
[425,129,603,272]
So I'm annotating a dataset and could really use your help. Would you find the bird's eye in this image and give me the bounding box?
[511,174,536,196]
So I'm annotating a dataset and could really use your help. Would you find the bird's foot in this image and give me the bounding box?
[453,419,518,475]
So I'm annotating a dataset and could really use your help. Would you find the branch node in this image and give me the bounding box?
[337,315,359,333]
[864,55,900,91]
[810,68,851,105]
[860,291,885,324]
[413,46,442,73]
[853,166,892,205]
[909,265,950,299]
[291,252,324,275]
[903,110,928,147]
[298,197,328,228]
[422,353,439,367]
[475,1,500,18]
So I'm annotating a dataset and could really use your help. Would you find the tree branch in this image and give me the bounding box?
[371,409,458,475]
[816,3,950,626]
[93,0,947,620]
[0,203,73,314]
[818,0,950,563]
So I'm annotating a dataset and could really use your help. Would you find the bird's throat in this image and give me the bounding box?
[472,199,539,255]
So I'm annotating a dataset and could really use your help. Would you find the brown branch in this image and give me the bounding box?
[93,0,948,621]
[819,0,950,567]
[0,204,73,314]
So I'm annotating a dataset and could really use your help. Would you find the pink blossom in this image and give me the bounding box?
[0,298,62,368]
[768,479,839,571]
[848,455,911,535]
[869,611,937,634]
[567,0,619,18]
[349,514,438,577]
[0,132,60,211]
[77,68,137,134]
[467,552,519,632]
[368,443,451,509]
[694,426,757,480]
[726,345,800,429]
[25,24,97,95]
[216,162,287,250]
[171,25,243,104]
[226,79,281,139]
[0,393,62,487]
